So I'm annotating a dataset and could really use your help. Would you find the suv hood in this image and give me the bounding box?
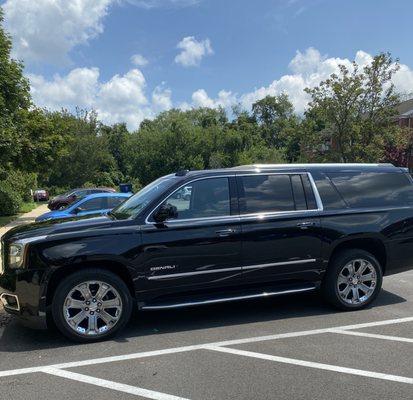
[2,214,123,243]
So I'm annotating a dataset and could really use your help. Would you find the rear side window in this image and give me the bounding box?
[314,175,347,210]
[328,172,413,208]
[239,174,295,214]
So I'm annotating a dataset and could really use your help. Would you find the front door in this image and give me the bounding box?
[237,173,323,284]
[138,176,242,299]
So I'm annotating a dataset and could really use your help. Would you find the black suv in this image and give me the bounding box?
[1,164,413,342]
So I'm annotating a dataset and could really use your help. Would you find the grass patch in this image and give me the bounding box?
[0,202,42,228]
[0,215,18,227]
[19,202,38,213]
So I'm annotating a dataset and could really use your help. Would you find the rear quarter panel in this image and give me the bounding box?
[320,207,413,275]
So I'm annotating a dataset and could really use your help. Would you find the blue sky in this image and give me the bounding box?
[2,0,413,129]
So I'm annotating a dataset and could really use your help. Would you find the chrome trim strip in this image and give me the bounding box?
[148,258,317,280]
[148,266,243,280]
[0,293,20,312]
[141,285,316,310]
[243,258,317,270]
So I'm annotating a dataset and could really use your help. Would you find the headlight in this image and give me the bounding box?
[9,243,25,269]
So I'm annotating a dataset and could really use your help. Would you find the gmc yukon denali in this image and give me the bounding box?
[1,164,413,342]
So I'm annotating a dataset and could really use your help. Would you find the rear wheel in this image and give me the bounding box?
[322,249,383,310]
[52,268,133,342]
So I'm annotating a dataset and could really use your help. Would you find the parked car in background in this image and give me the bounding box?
[47,187,116,210]
[33,189,49,202]
[37,192,131,222]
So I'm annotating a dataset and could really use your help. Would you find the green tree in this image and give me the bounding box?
[252,94,301,161]
[0,8,31,166]
[304,53,401,162]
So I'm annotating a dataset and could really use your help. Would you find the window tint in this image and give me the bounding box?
[329,172,413,208]
[107,196,126,208]
[162,178,230,220]
[314,175,347,210]
[78,197,106,211]
[240,175,294,214]
[291,175,307,211]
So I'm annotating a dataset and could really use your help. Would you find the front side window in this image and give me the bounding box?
[239,174,295,214]
[158,177,230,220]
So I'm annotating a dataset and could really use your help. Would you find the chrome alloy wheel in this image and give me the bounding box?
[63,280,123,336]
[337,259,377,305]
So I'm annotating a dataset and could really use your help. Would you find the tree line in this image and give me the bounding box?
[0,9,412,215]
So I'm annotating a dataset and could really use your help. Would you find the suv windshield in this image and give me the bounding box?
[111,175,176,219]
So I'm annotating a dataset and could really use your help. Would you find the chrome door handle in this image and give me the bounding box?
[297,221,316,229]
[216,229,236,237]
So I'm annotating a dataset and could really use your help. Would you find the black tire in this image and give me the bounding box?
[52,268,133,343]
[321,249,383,311]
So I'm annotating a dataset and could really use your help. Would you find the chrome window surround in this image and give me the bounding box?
[145,172,324,225]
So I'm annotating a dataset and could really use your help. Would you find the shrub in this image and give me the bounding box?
[2,170,38,202]
[0,182,22,216]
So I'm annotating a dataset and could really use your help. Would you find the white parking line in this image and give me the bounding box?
[332,329,413,343]
[42,367,189,400]
[0,316,412,379]
[206,346,413,385]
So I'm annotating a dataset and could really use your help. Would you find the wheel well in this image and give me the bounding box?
[329,238,387,273]
[45,261,136,307]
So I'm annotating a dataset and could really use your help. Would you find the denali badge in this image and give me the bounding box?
[150,265,177,272]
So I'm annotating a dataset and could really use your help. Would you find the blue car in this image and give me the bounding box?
[36,192,132,222]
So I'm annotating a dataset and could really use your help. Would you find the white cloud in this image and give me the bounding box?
[3,0,112,64]
[28,67,161,130]
[27,47,413,131]
[130,54,149,67]
[174,36,213,67]
[191,89,236,108]
[152,85,173,112]
[3,0,202,65]
[124,0,201,8]
[27,68,100,109]
[185,48,413,114]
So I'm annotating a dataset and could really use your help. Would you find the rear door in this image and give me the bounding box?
[138,176,243,296]
[237,172,323,284]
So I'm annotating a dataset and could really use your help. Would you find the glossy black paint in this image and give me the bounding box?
[2,164,413,329]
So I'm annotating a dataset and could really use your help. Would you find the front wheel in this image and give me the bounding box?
[322,249,383,310]
[52,268,133,342]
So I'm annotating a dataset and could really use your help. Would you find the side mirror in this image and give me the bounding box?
[153,203,178,223]
[72,207,83,214]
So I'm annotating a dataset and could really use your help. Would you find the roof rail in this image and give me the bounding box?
[231,163,395,169]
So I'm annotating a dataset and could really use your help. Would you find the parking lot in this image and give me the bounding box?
[0,270,412,400]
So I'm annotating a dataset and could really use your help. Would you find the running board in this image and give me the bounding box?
[141,283,316,311]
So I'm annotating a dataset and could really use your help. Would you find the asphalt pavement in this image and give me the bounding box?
[0,270,412,400]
